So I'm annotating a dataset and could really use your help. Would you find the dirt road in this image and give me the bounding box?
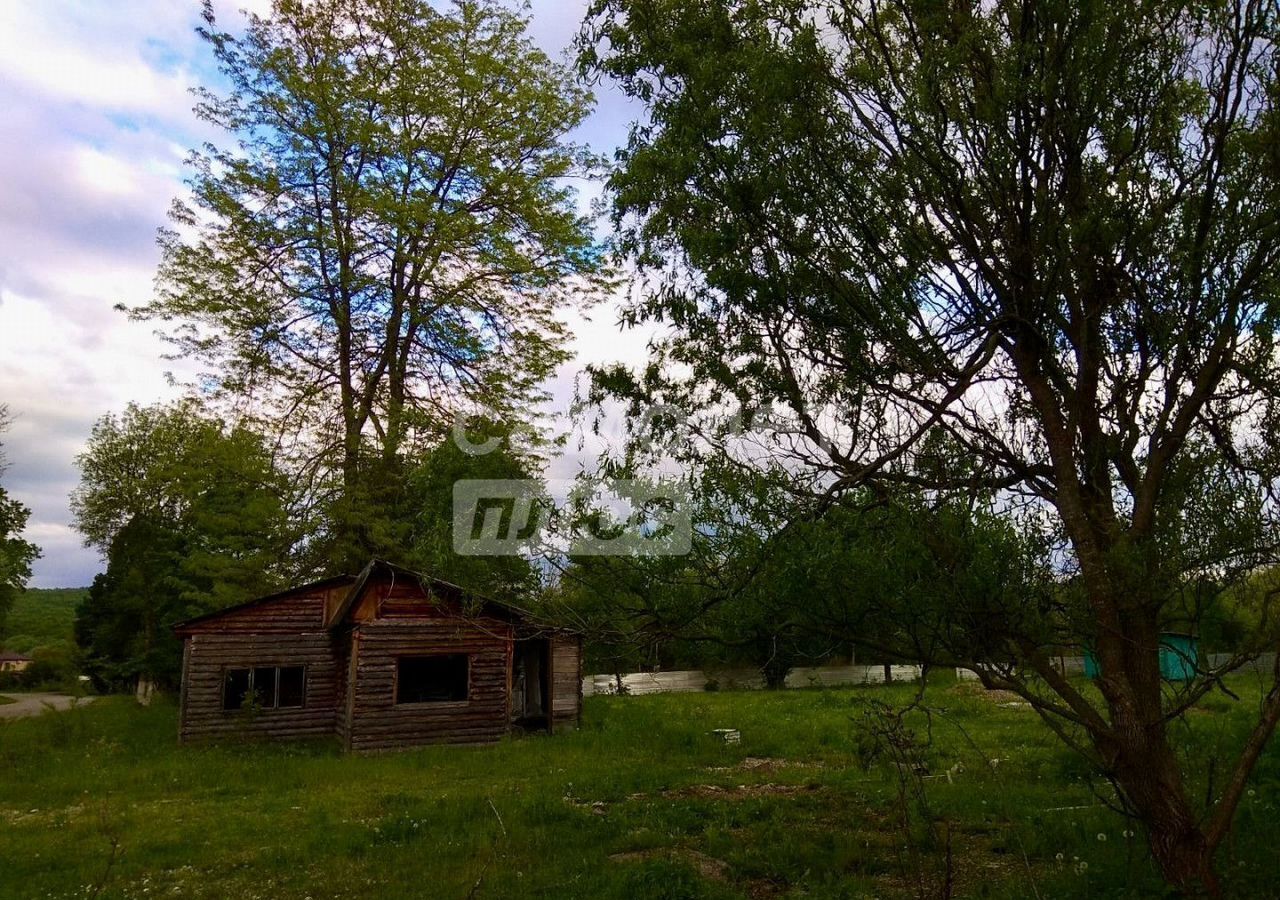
[0,693,93,720]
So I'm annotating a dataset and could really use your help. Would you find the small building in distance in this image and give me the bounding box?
[0,651,32,673]
[173,559,581,752]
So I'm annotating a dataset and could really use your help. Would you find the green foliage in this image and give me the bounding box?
[400,421,544,601]
[754,496,1053,669]
[11,644,82,692]
[0,492,38,642]
[2,588,83,654]
[0,408,39,641]
[70,402,294,689]
[558,452,1045,683]
[553,467,748,673]
[1,589,85,691]
[558,549,713,673]
[300,419,547,594]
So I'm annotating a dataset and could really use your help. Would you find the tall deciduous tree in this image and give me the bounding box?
[584,0,1280,891]
[71,402,294,688]
[132,0,605,558]
[0,407,39,641]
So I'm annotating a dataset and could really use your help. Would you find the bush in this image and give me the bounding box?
[0,643,84,692]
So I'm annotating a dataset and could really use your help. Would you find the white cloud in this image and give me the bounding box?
[0,2,233,586]
[72,146,143,198]
[0,4,192,115]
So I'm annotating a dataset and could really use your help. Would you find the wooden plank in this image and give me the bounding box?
[179,630,343,743]
[344,619,514,750]
[181,591,329,634]
[178,638,192,742]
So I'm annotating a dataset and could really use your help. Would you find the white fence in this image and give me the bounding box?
[954,652,1278,681]
[582,664,923,697]
[1206,652,1277,673]
[955,657,1088,681]
[584,654,1280,697]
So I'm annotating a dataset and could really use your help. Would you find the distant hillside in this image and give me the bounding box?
[2,587,86,654]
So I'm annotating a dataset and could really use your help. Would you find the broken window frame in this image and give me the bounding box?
[394,654,470,705]
[222,665,306,711]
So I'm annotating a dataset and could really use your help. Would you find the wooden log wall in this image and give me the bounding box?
[344,618,515,752]
[180,632,342,742]
[185,589,329,633]
[178,587,343,743]
[176,573,584,750]
[335,635,354,747]
[550,634,582,730]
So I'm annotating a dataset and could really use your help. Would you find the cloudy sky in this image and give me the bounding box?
[0,0,642,587]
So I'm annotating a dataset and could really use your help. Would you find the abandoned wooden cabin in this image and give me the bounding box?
[172,559,581,751]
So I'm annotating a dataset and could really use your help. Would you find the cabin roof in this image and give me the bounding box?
[328,558,537,629]
[171,558,554,635]
[170,574,358,632]
[0,651,31,662]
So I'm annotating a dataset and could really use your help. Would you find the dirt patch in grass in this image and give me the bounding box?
[609,847,785,897]
[666,782,824,800]
[0,804,87,827]
[947,681,1027,705]
[706,756,824,775]
[562,797,608,815]
[610,847,729,880]
[864,818,1043,898]
[949,828,1043,897]
[616,777,825,805]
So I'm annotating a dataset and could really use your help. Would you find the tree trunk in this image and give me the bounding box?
[1095,611,1222,897]
[1111,737,1220,896]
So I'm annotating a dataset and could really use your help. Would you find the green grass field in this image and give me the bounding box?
[1,679,1277,899]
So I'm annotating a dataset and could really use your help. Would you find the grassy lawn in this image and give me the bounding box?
[0,694,14,705]
[1,679,1277,900]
